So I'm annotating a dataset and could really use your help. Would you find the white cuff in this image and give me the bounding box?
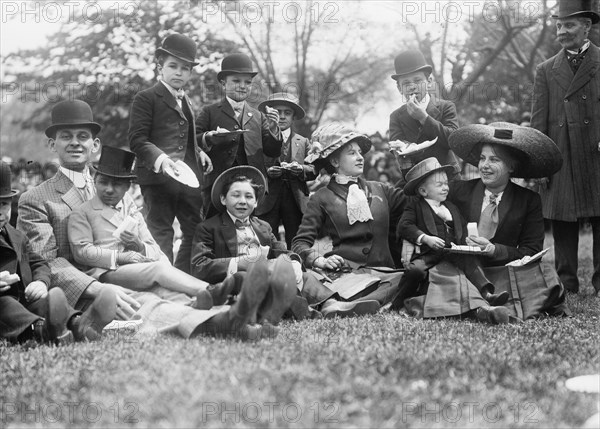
[110,250,118,270]
[226,258,238,278]
[416,234,426,246]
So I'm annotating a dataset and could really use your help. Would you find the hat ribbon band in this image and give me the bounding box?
[494,129,513,139]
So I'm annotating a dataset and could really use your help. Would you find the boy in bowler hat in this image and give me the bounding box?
[0,161,116,344]
[196,53,283,218]
[68,146,235,310]
[129,33,213,274]
[389,50,459,183]
[254,92,317,248]
[393,157,509,312]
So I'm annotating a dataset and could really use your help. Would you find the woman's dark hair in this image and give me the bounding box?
[471,142,524,175]
[220,175,263,198]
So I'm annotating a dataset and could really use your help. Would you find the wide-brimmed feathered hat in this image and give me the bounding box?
[258,92,306,120]
[449,122,562,178]
[211,166,266,212]
[304,123,371,172]
[404,157,456,196]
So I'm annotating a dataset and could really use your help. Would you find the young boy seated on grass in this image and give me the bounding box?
[68,146,232,310]
[393,158,509,310]
[1,161,115,344]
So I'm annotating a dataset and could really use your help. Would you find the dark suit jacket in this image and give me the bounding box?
[195,99,282,192]
[531,43,600,221]
[0,224,51,304]
[256,130,316,215]
[389,98,459,166]
[128,82,203,186]
[190,212,292,284]
[292,178,407,269]
[448,180,544,266]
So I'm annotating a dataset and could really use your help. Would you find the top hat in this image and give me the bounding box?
[211,166,266,212]
[258,92,306,120]
[552,0,599,24]
[155,33,199,66]
[391,50,433,81]
[92,146,137,179]
[217,53,258,82]
[449,122,563,178]
[0,161,19,199]
[403,157,456,196]
[45,100,102,138]
[304,123,372,172]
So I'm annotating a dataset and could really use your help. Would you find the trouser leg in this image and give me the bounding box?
[551,219,580,292]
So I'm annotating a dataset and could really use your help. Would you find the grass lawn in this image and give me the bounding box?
[1,231,598,428]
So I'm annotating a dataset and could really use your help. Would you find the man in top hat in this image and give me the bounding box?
[196,53,283,218]
[129,32,213,275]
[531,0,600,294]
[254,92,316,248]
[389,50,459,183]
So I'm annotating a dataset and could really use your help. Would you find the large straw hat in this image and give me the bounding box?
[258,92,306,120]
[404,157,456,196]
[304,123,371,172]
[449,122,562,178]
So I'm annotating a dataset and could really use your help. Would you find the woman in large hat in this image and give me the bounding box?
[292,123,407,316]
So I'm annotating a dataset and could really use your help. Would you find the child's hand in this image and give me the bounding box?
[313,254,346,271]
[422,235,446,250]
[160,158,179,176]
[466,236,495,255]
[406,94,428,124]
[25,281,48,302]
[120,230,144,253]
[264,106,280,131]
[267,166,283,178]
[198,151,214,174]
[118,251,151,265]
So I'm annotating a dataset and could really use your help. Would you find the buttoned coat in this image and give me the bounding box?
[128,82,203,186]
[448,179,544,266]
[255,131,316,216]
[17,171,95,307]
[67,194,163,279]
[531,42,600,221]
[190,213,288,284]
[195,99,282,193]
[292,179,407,269]
[389,98,459,166]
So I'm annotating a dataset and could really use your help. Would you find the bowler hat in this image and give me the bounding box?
[45,100,102,138]
[0,161,19,198]
[552,0,599,24]
[304,123,372,172]
[449,122,563,178]
[155,33,199,66]
[92,146,137,179]
[217,53,258,82]
[211,166,266,213]
[258,92,306,120]
[403,157,456,196]
[391,50,433,81]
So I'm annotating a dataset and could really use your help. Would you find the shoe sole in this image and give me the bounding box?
[47,288,72,343]
[233,262,270,326]
[263,257,297,324]
[324,300,380,319]
[80,288,117,341]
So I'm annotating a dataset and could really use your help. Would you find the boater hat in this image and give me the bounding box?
[211,166,266,213]
[448,122,563,178]
[155,33,199,66]
[258,92,306,120]
[217,53,258,82]
[0,161,19,198]
[552,0,599,24]
[391,50,433,81]
[404,157,456,196]
[304,123,372,172]
[45,100,102,138]
[92,146,137,180]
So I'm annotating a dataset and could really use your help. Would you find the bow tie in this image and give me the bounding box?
[175,90,184,100]
[235,219,250,229]
[334,175,359,185]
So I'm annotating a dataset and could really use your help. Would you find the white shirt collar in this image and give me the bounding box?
[424,197,442,208]
[282,128,292,141]
[226,210,250,225]
[226,96,245,112]
[59,166,92,188]
[566,40,590,55]
[160,79,184,99]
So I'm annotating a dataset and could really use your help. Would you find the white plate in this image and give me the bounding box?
[446,245,483,254]
[390,137,438,156]
[165,160,200,188]
[565,374,600,393]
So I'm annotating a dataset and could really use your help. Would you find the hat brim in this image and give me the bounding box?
[391,65,433,81]
[552,11,600,24]
[0,189,19,198]
[211,166,266,213]
[404,165,456,196]
[449,122,563,178]
[155,47,199,66]
[45,122,102,138]
[308,135,372,172]
[258,99,306,120]
[91,165,137,180]
[217,70,258,82]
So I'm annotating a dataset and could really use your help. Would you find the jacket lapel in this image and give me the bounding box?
[242,104,255,128]
[5,226,23,264]
[551,52,574,93]
[251,217,272,246]
[420,199,438,236]
[155,82,186,121]
[221,213,238,256]
[565,43,600,99]
[93,196,122,228]
[425,99,441,121]
[470,180,486,222]
[497,182,514,232]
[55,171,85,209]
[446,202,464,241]
[220,99,238,123]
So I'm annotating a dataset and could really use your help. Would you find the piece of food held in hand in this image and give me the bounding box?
[389,136,438,156]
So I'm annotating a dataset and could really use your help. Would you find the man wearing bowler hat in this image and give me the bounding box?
[129,32,213,275]
[254,92,316,248]
[389,50,459,183]
[196,53,283,218]
[531,0,600,295]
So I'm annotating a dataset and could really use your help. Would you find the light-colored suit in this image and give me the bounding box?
[67,193,163,279]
